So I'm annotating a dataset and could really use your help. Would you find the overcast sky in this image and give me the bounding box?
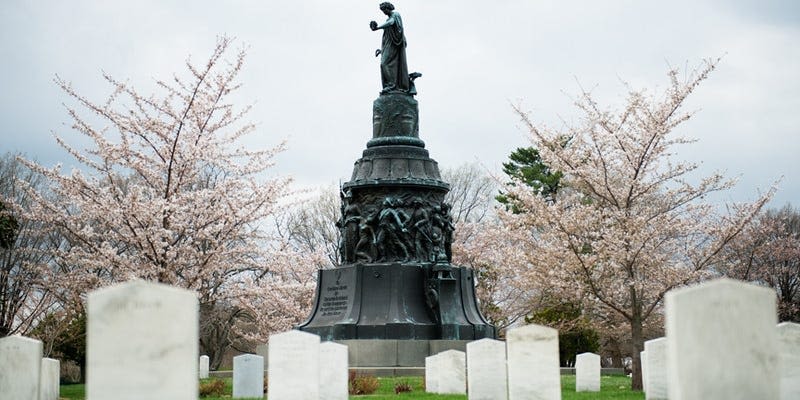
[2,0,798,207]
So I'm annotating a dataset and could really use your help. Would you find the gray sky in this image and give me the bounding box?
[2,0,798,207]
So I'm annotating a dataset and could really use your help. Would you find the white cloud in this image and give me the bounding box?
[1,0,797,206]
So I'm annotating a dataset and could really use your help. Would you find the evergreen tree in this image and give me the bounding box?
[497,146,562,209]
[0,200,18,249]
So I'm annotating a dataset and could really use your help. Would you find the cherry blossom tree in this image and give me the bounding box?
[231,244,321,342]
[442,163,537,333]
[273,185,342,268]
[451,218,536,333]
[0,153,62,337]
[721,204,800,321]
[14,38,312,364]
[503,60,774,389]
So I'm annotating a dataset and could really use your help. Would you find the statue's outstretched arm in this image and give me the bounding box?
[375,13,397,30]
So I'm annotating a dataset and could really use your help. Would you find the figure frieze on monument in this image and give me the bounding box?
[337,189,454,264]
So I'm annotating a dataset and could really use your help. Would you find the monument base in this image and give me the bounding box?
[297,263,495,341]
[335,339,470,367]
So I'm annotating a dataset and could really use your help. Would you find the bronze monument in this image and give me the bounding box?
[298,3,495,347]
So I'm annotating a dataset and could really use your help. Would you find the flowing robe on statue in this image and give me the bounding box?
[380,12,410,93]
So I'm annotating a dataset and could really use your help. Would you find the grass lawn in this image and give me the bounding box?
[59,375,644,399]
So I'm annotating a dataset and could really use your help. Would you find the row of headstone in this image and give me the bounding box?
[266,330,348,400]
[2,281,352,400]
[424,325,564,399]
[637,278,800,400]
[7,276,798,400]
[0,335,61,400]
[218,332,353,400]
[424,278,799,400]
[87,280,348,400]
[4,282,207,400]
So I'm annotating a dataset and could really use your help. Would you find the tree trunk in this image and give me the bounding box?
[210,347,225,371]
[630,309,644,390]
[610,341,624,368]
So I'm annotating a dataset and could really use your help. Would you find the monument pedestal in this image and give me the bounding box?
[298,263,494,342]
[296,88,496,366]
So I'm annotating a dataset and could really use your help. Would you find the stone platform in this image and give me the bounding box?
[257,339,469,369]
[334,339,469,367]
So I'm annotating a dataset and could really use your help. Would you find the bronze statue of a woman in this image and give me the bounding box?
[370,2,410,94]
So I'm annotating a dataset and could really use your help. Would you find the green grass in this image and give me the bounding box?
[561,375,644,400]
[59,383,85,398]
[59,375,643,399]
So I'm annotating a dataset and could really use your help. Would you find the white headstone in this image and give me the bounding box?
[506,324,561,400]
[86,280,199,400]
[0,335,42,400]
[233,354,264,399]
[467,338,508,400]
[644,338,668,400]
[199,355,210,379]
[777,322,800,400]
[666,278,779,400]
[575,352,600,392]
[319,342,348,400]
[641,351,648,395]
[268,330,320,400]
[39,358,60,400]
[425,354,440,393]
[436,350,466,395]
